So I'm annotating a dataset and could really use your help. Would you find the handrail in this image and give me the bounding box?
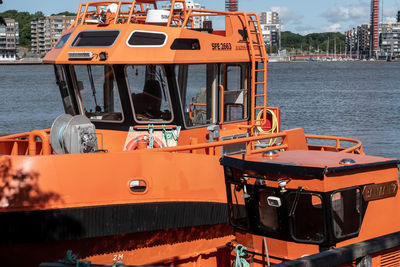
[153,131,363,155]
[0,128,363,156]
[28,130,51,156]
[71,0,258,27]
[0,129,51,141]
[219,84,225,125]
[305,134,363,154]
[155,131,287,153]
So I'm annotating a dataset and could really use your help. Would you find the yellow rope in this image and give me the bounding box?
[255,109,279,146]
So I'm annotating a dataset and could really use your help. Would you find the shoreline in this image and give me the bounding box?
[0,59,43,65]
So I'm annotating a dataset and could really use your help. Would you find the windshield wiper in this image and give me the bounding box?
[289,187,304,217]
[87,65,102,112]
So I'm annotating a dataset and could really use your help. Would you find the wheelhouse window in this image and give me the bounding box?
[54,65,79,116]
[258,188,280,231]
[176,64,217,127]
[126,65,173,123]
[222,64,249,122]
[331,188,362,238]
[71,65,123,122]
[288,192,325,243]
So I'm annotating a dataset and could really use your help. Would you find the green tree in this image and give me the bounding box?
[51,11,76,17]
[281,31,345,54]
[0,0,5,26]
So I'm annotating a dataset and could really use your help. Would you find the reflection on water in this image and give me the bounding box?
[0,62,399,160]
[267,62,400,160]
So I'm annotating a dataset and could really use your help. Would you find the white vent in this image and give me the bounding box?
[145,10,170,25]
[68,51,93,60]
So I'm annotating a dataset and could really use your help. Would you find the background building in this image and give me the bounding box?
[345,24,370,59]
[163,0,207,29]
[225,0,238,12]
[0,18,19,61]
[370,0,379,57]
[379,23,400,58]
[260,11,280,52]
[31,15,75,55]
[261,11,279,25]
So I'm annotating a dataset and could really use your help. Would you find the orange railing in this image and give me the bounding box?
[0,129,51,156]
[305,134,364,154]
[0,128,363,157]
[71,0,250,28]
[154,129,363,156]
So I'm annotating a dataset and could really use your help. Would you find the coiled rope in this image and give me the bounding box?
[256,109,279,135]
[235,244,249,267]
[256,109,279,146]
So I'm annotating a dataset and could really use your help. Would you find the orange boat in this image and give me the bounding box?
[0,1,397,266]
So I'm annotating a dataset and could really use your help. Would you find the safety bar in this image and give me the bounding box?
[0,129,51,156]
[154,130,363,155]
[71,0,252,28]
[305,134,364,154]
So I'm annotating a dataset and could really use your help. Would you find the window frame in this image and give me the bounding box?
[69,64,125,124]
[175,63,218,129]
[330,186,363,240]
[125,64,174,124]
[287,191,327,244]
[70,30,121,48]
[219,63,250,124]
[126,30,168,48]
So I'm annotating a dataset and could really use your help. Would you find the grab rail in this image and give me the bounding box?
[0,129,363,157]
[0,129,51,156]
[305,134,364,154]
[155,130,363,155]
[28,130,51,156]
[70,0,251,28]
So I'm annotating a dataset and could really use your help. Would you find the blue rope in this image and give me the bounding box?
[235,244,249,267]
[148,124,154,148]
[59,250,91,267]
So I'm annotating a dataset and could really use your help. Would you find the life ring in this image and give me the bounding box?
[126,134,164,150]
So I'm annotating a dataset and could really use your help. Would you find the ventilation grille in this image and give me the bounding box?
[68,52,93,60]
[380,248,400,266]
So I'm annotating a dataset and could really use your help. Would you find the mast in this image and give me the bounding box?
[326,37,329,57]
[334,37,336,59]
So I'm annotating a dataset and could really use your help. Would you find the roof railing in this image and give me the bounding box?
[70,0,241,29]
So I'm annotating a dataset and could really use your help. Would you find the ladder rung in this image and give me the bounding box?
[255,106,265,109]
[255,82,265,84]
[255,94,265,97]
[255,69,265,72]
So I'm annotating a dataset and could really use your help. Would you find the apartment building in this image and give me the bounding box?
[260,11,281,50]
[345,24,371,59]
[260,11,280,25]
[31,15,75,55]
[0,18,19,61]
[379,23,400,58]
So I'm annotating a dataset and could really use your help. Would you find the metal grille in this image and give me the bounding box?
[380,248,400,266]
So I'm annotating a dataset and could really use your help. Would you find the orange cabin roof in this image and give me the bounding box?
[43,0,263,65]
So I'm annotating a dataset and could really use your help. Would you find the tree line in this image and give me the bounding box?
[280,31,346,54]
[1,8,345,52]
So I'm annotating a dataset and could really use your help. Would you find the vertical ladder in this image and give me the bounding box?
[243,13,268,135]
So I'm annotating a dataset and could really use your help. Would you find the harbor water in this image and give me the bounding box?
[0,62,399,160]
